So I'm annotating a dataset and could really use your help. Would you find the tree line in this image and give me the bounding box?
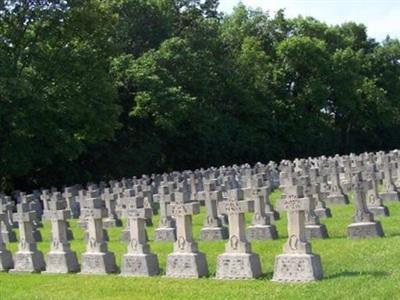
[1,0,400,191]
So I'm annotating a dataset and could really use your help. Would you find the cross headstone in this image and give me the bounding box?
[272,185,323,282]
[10,203,46,273]
[200,179,228,240]
[63,186,80,218]
[154,184,176,241]
[43,194,79,273]
[246,177,278,240]
[80,191,117,274]
[0,196,17,242]
[165,182,208,278]
[299,176,329,240]
[102,188,123,228]
[326,159,349,205]
[216,188,262,279]
[121,191,159,276]
[379,155,400,201]
[365,163,389,217]
[347,172,384,239]
[0,212,13,271]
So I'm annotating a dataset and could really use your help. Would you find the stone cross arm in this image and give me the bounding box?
[218,199,254,215]
[126,207,153,219]
[168,201,200,217]
[277,195,310,212]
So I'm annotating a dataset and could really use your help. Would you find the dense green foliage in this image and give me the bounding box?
[1,191,400,299]
[1,1,400,190]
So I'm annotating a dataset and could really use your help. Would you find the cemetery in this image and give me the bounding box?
[1,151,400,299]
[1,1,400,299]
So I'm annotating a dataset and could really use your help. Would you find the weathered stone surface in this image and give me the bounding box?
[347,222,384,239]
[43,194,80,273]
[200,179,228,241]
[10,252,45,273]
[45,252,80,273]
[0,213,13,271]
[273,254,323,282]
[305,224,329,240]
[216,188,262,279]
[121,253,159,276]
[247,225,278,241]
[120,190,159,276]
[347,172,385,239]
[80,191,117,275]
[10,203,46,273]
[154,184,176,242]
[216,253,262,279]
[166,252,208,278]
[165,182,208,278]
[81,252,117,274]
[272,185,323,282]
[200,227,228,241]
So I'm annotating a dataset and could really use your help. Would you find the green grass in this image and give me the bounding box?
[1,190,400,300]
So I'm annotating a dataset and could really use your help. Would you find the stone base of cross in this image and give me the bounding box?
[10,252,46,273]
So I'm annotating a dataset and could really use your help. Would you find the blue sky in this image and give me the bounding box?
[218,0,400,41]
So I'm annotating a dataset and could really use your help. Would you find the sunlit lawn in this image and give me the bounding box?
[1,190,400,300]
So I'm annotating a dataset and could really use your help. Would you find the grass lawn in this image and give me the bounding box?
[1,190,400,300]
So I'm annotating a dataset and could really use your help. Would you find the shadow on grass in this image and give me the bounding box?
[325,270,389,280]
[259,272,273,280]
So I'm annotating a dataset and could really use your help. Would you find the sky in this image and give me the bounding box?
[218,0,400,41]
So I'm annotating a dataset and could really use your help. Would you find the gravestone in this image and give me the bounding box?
[200,179,228,240]
[10,203,46,273]
[63,186,80,218]
[102,188,123,228]
[43,196,80,273]
[326,160,349,205]
[216,188,262,279]
[80,191,117,274]
[309,168,332,218]
[247,178,278,240]
[0,212,13,271]
[165,182,208,278]
[0,197,17,243]
[154,184,176,242]
[380,155,400,201]
[121,193,159,276]
[300,177,329,239]
[365,163,389,216]
[263,181,280,221]
[347,173,384,239]
[272,185,323,282]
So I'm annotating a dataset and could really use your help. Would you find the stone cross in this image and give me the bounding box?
[154,184,176,241]
[0,212,13,271]
[102,187,122,228]
[347,172,384,239]
[10,203,46,273]
[380,155,400,201]
[42,194,79,273]
[327,159,349,205]
[272,185,323,282]
[80,191,117,274]
[365,163,389,216]
[216,188,262,279]
[121,192,159,276]
[63,186,80,218]
[247,177,278,240]
[299,176,329,240]
[200,179,228,240]
[0,196,17,243]
[165,182,208,278]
